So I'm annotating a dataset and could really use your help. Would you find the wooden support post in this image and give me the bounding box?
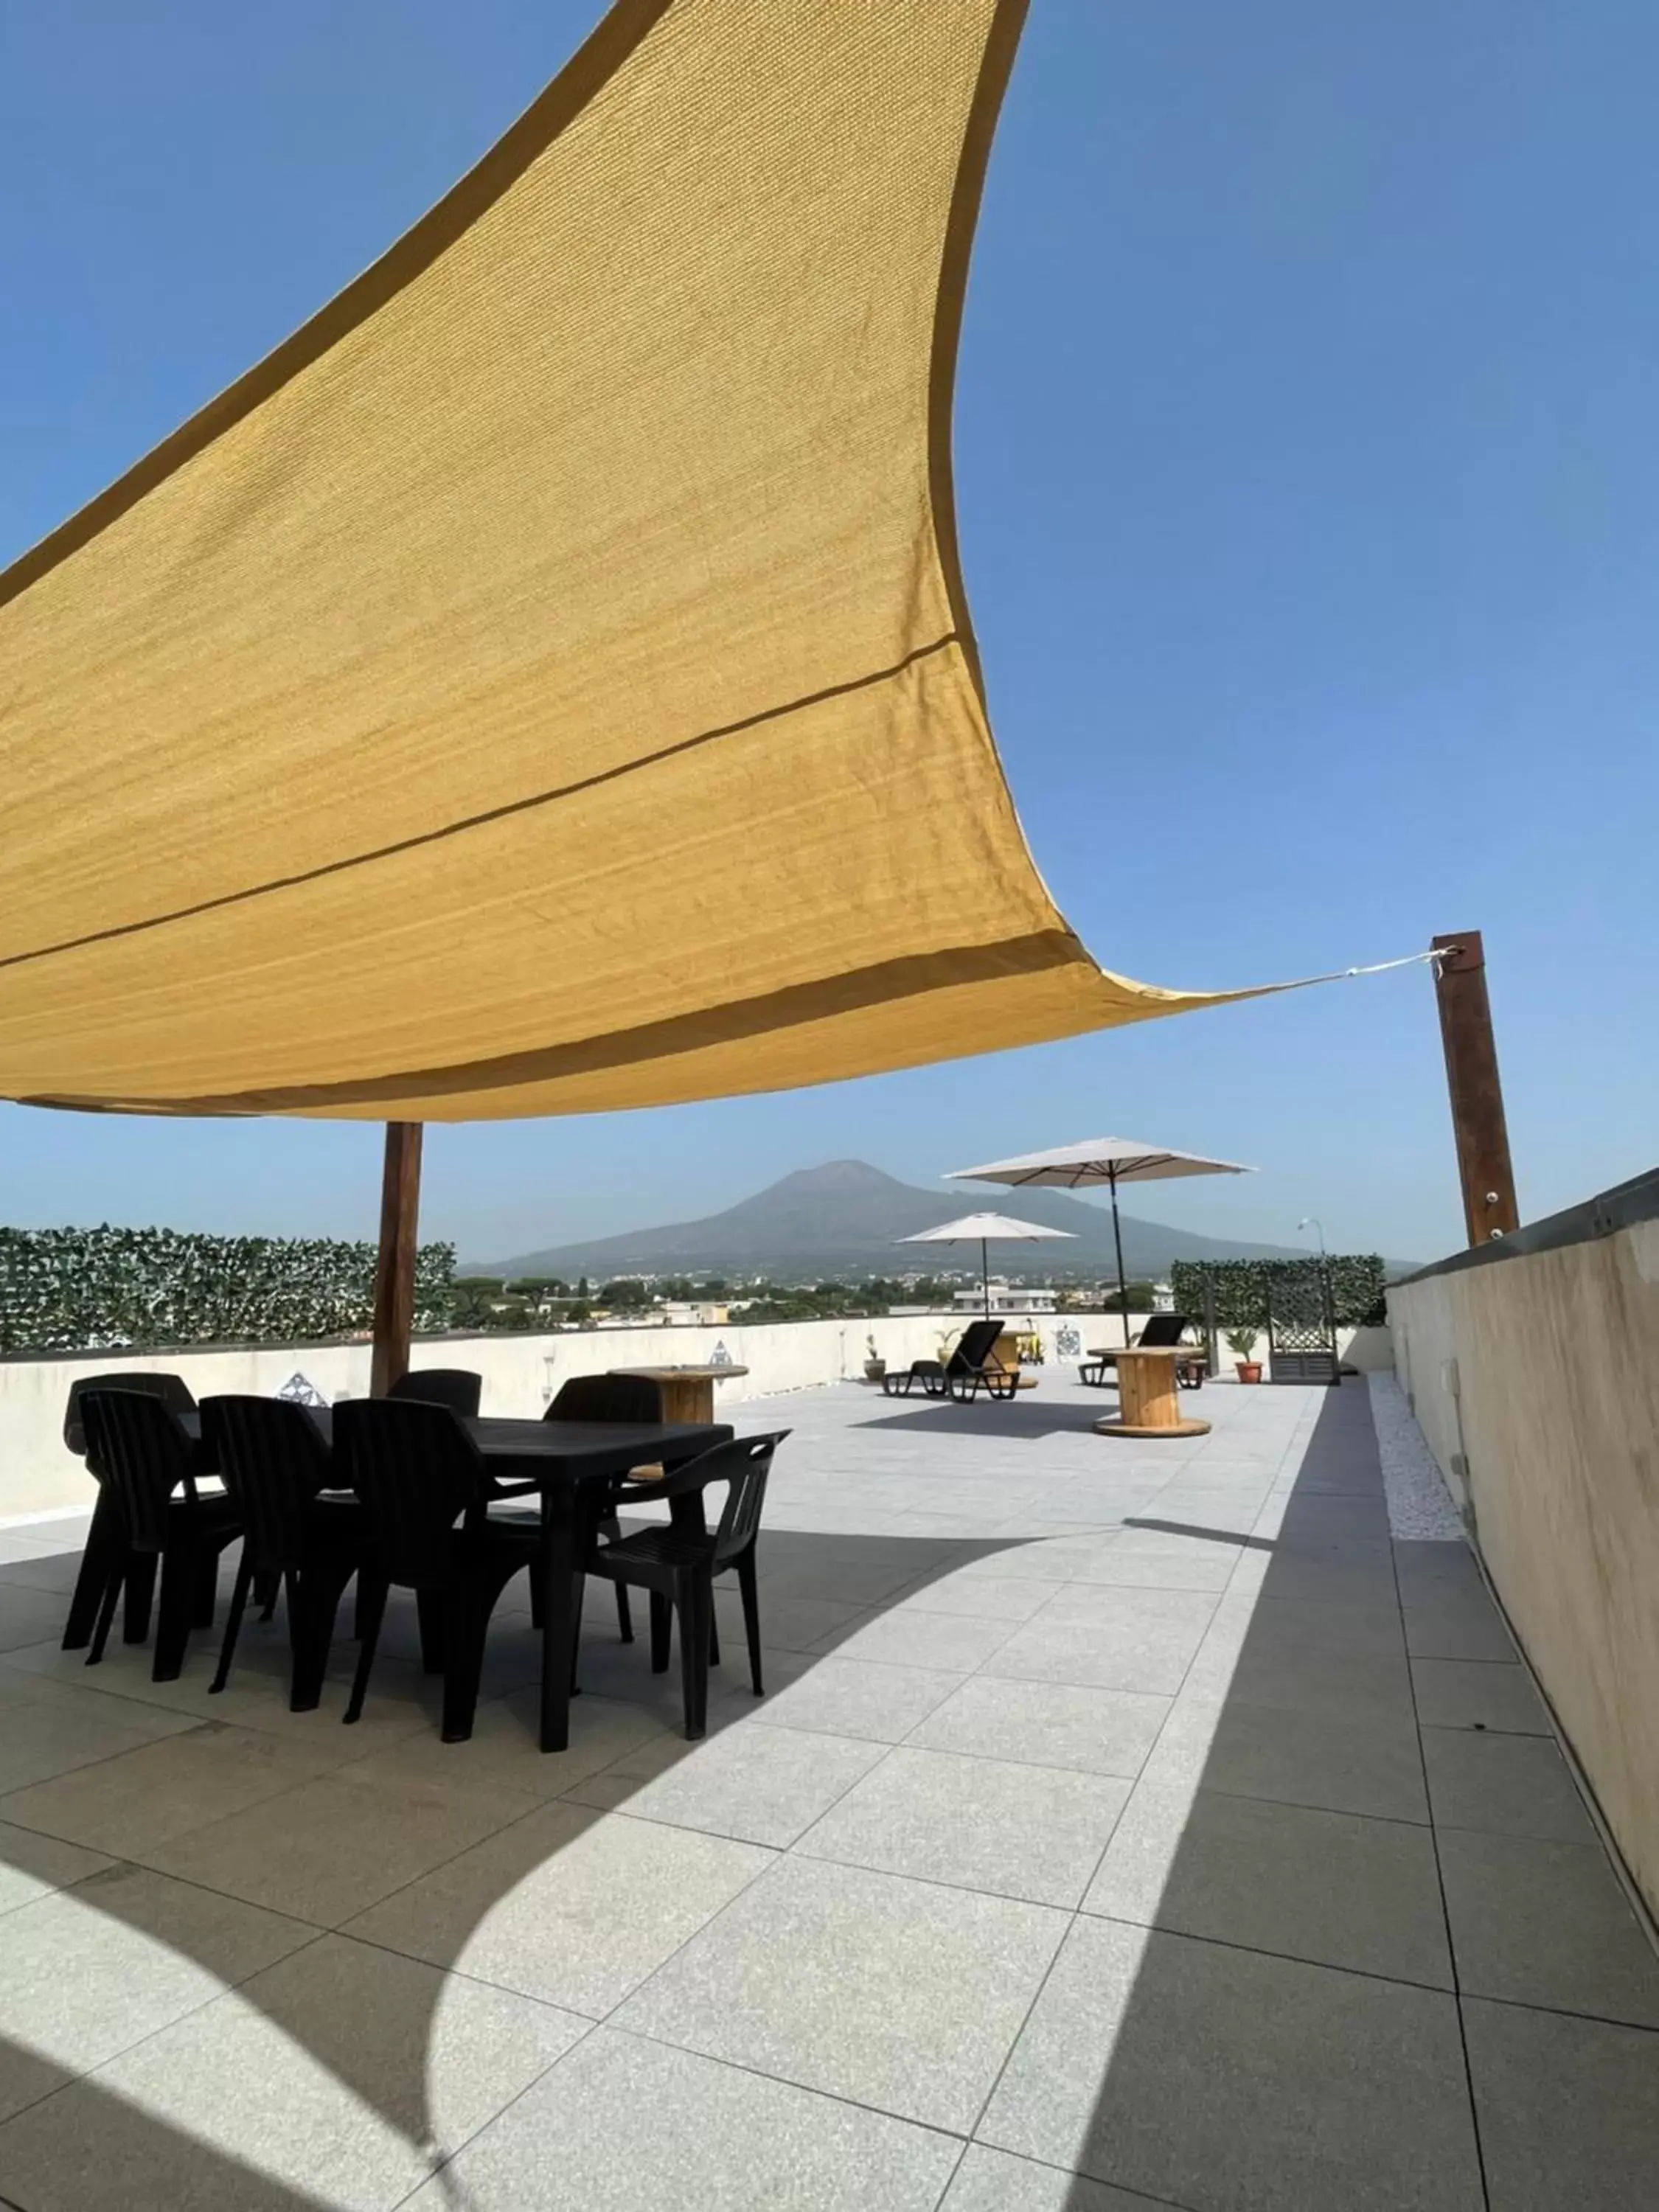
[370,1121,423,1397]
[1431,932,1518,1247]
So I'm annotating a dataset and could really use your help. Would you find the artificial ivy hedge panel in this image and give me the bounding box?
[0,1227,455,1354]
[1169,1256,1388,1331]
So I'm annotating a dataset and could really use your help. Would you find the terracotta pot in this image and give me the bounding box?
[1235,1361,1263,1385]
[863,1360,887,1382]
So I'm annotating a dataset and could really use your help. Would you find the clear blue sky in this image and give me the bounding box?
[3,0,1654,1265]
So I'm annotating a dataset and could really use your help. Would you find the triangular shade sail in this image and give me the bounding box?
[0,0,1263,1122]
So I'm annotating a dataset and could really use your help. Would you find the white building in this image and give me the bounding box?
[950,1280,1058,1315]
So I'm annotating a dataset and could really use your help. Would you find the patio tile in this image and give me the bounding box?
[750,1655,964,1743]
[1236,1596,1407,1658]
[1402,1593,1515,1662]
[1409,1658,1550,1735]
[615,1854,1068,2132]
[568,1722,884,1846]
[818,1609,1018,1671]
[957,1541,1107,1582]
[0,1547,84,1597]
[983,1590,1217,1697]
[903,1674,1169,1778]
[139,1766,542,1925]
[398,2025,961,2211]
[980,1916,1483,2211]
[0,1932,586,2212]
[893,1573,1055,1623]
[344,1804,771,2016]
[1174,1699,1430,1823]
[0,1865,313,2124]
[0,1584,74,1655]
[717,1589,870,1654]
[1464,1997,1659,2212]
[1234,1554,1399,1606]
[1065,1546,1238,1592]
[331,1688,669,1801]
[0,1818,113,1919]
[761,1557,931,1607]
[0,1722,344,1857]
[1439,1829,1659,2025]
[1392,1539,1484,1599]
[1083,1781,1452,1987]
[940,2144,1169,2210]
[0,1683,201,1794]
[1420,1725,1593,1843]
[798,1745,1130,1906]
[1221,1641,1415,1725]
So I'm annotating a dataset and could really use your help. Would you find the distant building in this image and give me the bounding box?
[951,1280,1058,1315]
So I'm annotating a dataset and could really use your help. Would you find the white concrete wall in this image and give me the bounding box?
[1389,1222,1659,1916]
[0,1308,1130,1523]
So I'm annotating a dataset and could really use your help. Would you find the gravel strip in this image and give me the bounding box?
[1368,1371,1465,1540]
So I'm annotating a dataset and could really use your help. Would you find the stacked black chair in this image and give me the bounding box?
[588,1430,787,1739]
[198,1395,366,1703]
[77,1388,242,1681]
[61,1371,201,1649]
[539,1373,668,1645]
[333,1397,538,1741]
[386,1368,484,1418]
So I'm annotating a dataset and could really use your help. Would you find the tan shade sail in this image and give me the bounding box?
[0,0,1262,1123]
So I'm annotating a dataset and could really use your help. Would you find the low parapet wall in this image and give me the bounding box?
[1,1307,1126,1521]
[1388,1166,1659,1916]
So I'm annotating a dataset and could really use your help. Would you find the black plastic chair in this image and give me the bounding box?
[537,1374,665,1646]
[333,1397,538,1741]
[1080,1312,1206,1390]
[387,1368,484,1418]
[77,1389,242,1681]
[61,1371,201,1649]
[198,1395,366,1703]
[587,1430,787,1739]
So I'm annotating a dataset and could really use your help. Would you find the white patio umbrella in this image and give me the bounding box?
[945,1138,1254,1322]
[898,1212,1076,1316]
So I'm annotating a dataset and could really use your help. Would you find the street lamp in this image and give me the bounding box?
[1297,1216,1326,1257]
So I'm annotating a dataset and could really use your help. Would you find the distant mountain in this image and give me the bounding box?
[464,1159,1322,1283]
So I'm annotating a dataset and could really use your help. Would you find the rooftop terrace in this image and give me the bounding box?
[0,1371,1655,2211]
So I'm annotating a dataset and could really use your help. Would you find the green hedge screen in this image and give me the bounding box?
[1169,1256,1388,1331]
[0,1227,455,1354]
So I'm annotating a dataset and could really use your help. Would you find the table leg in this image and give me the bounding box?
[538,1485,579,1753]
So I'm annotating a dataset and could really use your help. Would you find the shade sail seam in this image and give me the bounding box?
[19,926,1092,1117]
[0,632,959,977]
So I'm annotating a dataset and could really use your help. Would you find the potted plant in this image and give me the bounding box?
[1226,1326,1262,1384]
[863,1333,887,1383]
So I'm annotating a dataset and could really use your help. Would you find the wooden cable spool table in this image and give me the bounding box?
[608,1364,749,1426]
[1093,1346,1211,1439]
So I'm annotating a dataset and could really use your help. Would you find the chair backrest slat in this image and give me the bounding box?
[200,1396,332,1573]
[333,1398,484,1587]
[1135,1312,1191,1348]
[387,1368,483,1419]
[546,1374,664,1425]
[77,1388,200,1554]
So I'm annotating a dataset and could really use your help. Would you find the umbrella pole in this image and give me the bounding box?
[981,1238,990,1316]
[1109,1165,1130,1345]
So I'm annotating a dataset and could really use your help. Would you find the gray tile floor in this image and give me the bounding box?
[0,1372,1655,2210]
